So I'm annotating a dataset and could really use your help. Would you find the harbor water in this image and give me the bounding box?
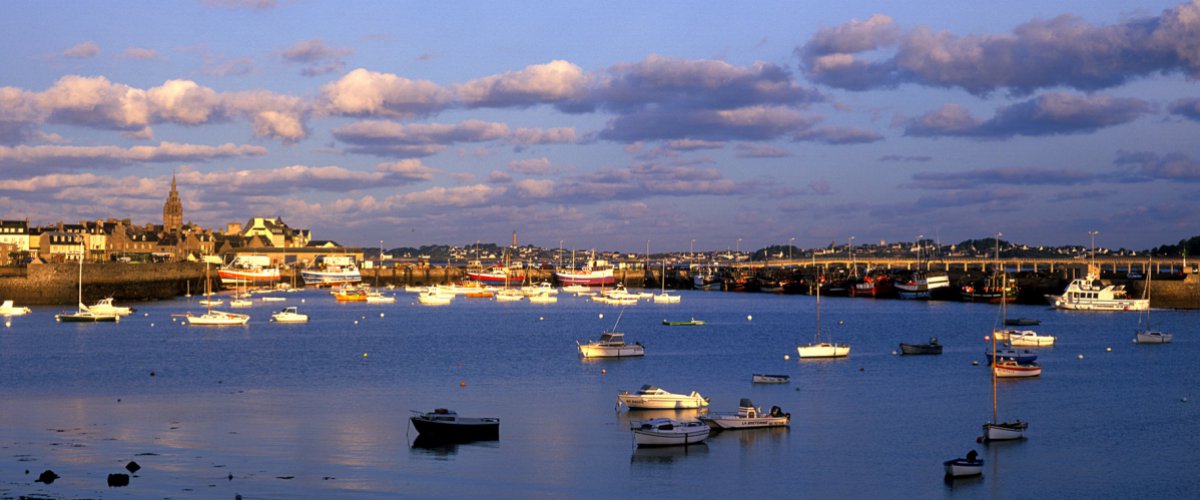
[1,289,1197,498]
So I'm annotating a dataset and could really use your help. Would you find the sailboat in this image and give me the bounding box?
[186,256,250,326]
[796,276,849,358]
[653,259,681,303]
[1135,258,1172,344]
[983,273,1030,441]
[56,244,120,323]
[495,249,524,302]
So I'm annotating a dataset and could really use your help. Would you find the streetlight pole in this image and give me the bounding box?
[916,234,924,271]
[736,238,742,259]
[789,237,795,264]
[1089,230,1100,274]
[849,236,856,277]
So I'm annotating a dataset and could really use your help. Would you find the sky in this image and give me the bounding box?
[0,1,1198,252]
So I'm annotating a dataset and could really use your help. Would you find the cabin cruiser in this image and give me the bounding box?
[617,385,709,409]
[1045,274,1148,311]
[577,332,644,358]
[271,306,309,323]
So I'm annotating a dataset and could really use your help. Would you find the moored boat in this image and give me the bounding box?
[797,280,850,359]
[944,451,983,478]
[1133,264,1172,344]
[1006,330,1056,347]
[1045,272,1148,311]
[301,255,362,286]
[993,359,1041,378]
[218,254,280,286]
[0,300,31,316]
[984,346,1037,364]
[577,332,644,358]
[751,374,790,384]
[271,306,308,323]
[87,297,135,316]
[662,318,704,326]
[899,337,943,355]
[617,385,709,409]
[409,408,499,443]
[630,418,709,447]
[699,399,790,430]
[895,271,950,299]
[555,253,615,286]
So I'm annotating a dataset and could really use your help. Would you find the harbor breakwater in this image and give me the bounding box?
[0,262,203,305]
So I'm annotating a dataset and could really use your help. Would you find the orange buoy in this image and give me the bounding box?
[459,380,466,387]
[601,369,607,374]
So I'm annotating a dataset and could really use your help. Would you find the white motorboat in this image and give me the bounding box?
[617,385,709,409]
[652,292,681,304]
[577,332,644,358]
[630,418,710,447]
[186,310,250,326]
[1006,330,1056,347]
[230,298,253,308]
[365,291,397,304]
[520,282,559,296]
[751,374,790,384]
[699,399,790,429]
[87,297,134,316]
[418,289,454,306]
[561,284,589,294]
[260,296,287,302]
[1045,273,1148,311]
[797,283,849,358]
[528,291,558,304]
[0,300,31,316]
[494,289,524,302]
[944,451,984,478]
[198,298,224,306]
[271,306,309,323]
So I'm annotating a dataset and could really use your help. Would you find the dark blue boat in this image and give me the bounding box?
[984,347,1037,364]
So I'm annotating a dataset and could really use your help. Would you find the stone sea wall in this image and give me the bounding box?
[0,262,205,305]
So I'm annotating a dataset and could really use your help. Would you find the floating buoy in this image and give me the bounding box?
[144,313,149,317]
[859,367,865,372]
[747,315,753,321]
[354,320,359,325]
[301,299,306,303]
[1106,347,1112,352]
[149,371,156,377]
[1077,354,1084,360]
[601,369,606,374]
[784,354,790,361]
[837,320,844,325]
[984,335,990,341]
[380,313,385,318]
[891,350,897,356]
[4,321,9,328]
[1182,397,1189,403]
[971,360,979,366]
[539,316,544,321]
[149,323,154,327]
[598,313,604,319]
[459,381,466,387]
[363,352,368,358]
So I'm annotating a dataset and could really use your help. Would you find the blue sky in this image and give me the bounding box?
[0,1,1197,252]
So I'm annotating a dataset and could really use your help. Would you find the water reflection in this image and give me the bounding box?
[709,425,790,447]
[630,443,709,464]
[615,408,704,427]
[409,435,500,458]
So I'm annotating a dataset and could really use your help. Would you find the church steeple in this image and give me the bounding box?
[163,174,183,232]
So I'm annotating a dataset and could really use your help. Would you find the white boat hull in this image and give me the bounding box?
[187,311,250,326]
[993,363,1041,378]
[578,344,644,358]
[797,343,850,358]
[751,374,790,384]
[983,421,1027,441]
[653,293,681,304]
[618,392,708,409]
[700,415,789,429]
[418,293,453,305]
[944,459,983,478]
[1135,330,1172,344]
[631,420,710,447]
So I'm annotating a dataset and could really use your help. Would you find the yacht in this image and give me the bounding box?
[1045,273,1148,311]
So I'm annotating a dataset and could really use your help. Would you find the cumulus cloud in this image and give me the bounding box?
[319,68,453,117]
[393,184,506,207]
[375,159,434,181]
[509,127,576,145]
[456,60,587,107]
[280,39,353,76]
[178,164,391,195]
[63,41,100,59]
[799,2,1200,95]
[333,119,573,156]
[509,157,553,175]
[905,93,1151,138]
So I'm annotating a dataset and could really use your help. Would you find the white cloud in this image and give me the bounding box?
[63,41,101,59]
[320,68,452,117]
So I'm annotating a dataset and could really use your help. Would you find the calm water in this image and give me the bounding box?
[1,289,1197,498]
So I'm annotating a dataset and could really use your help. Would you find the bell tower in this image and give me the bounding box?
[163,175,183,232]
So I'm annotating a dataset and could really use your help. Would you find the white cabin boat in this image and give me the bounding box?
[0,300,31,316]
[1006,330,1056,347]
[365,291,397,304]
[87,297,134,316]
[699,399,790,429]
[577,332,644,358]
[993,359,1041,378]
[230,298,253,308]
[1045,274,1149,311]
[617,385,709,409]
[271,306,309,323]
[1135,330,1172,344]
[631,418,710,447]
[528,291,558,304]
[494,289,524,302]
[186,310,250,326]
[652,292,681,304]
[418,290,454,306]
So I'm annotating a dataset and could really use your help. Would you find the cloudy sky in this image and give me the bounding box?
[1,1,1198,252]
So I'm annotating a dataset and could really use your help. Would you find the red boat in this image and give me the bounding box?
[467,267,525,284]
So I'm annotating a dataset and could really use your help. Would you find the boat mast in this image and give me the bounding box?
[77,240,84,310]
[994,272,1004,425]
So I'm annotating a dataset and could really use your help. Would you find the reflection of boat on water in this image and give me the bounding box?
[630,442,708,464]
[410,435,500,455]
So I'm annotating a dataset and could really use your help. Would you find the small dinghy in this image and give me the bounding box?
[899,337,942,355]
[944,450,983,478]
[409,408,499,443]
[751,374,790,384]
[630,418,710,447]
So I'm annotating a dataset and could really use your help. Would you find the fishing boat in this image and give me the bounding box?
[662,318,704,326]
[333,287,368,302]
[617,385,709,409]
[56,247,120,323]
[944,451,984,478]
[699,399,790,430]
[899,337,942,355]
[218,254,280,286]
[1006,330,1056,347]
[186,256,250,326]
[993,359,1042,378]
[895,271,951,299]
[86,297,135,316]
[577,332,644,358]
[796,282,849,358]
[0,300,31,316]
[1134,261,1172,344]
[630,418,709,447]
[409,408,499,443]
[301,255,362,286]
[555,251,615,286]
[751,374,790,384]
[850,272,894,297]
[466,265,525,284]
[271,306,308,323]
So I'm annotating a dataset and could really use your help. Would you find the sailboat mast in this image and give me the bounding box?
[815,277,821,342]
[77,241,84,307]
[994,273,1004,424]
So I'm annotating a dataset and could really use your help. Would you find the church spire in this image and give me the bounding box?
[163,174,183,232]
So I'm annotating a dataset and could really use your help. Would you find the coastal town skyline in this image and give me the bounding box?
[2,1,1199,252]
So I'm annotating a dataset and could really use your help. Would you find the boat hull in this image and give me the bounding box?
[943,459,984,478]
[410,417,499,442]
[631,420,710,447]
[1135,330,1172,344]
[301,269,362,286]
[577,344,644,358]
[700,414,789,429]
[186,311,250,326]
[797,343,850,358]
[993,362,1041,378]
[618,393,708,409]
[982,421,1028,441]
[218,269,281,286]
[466,271,525,284]
[554,269,615,286]
[899,343,942,355]
[751,374,790,384]
[56,313,119,322]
